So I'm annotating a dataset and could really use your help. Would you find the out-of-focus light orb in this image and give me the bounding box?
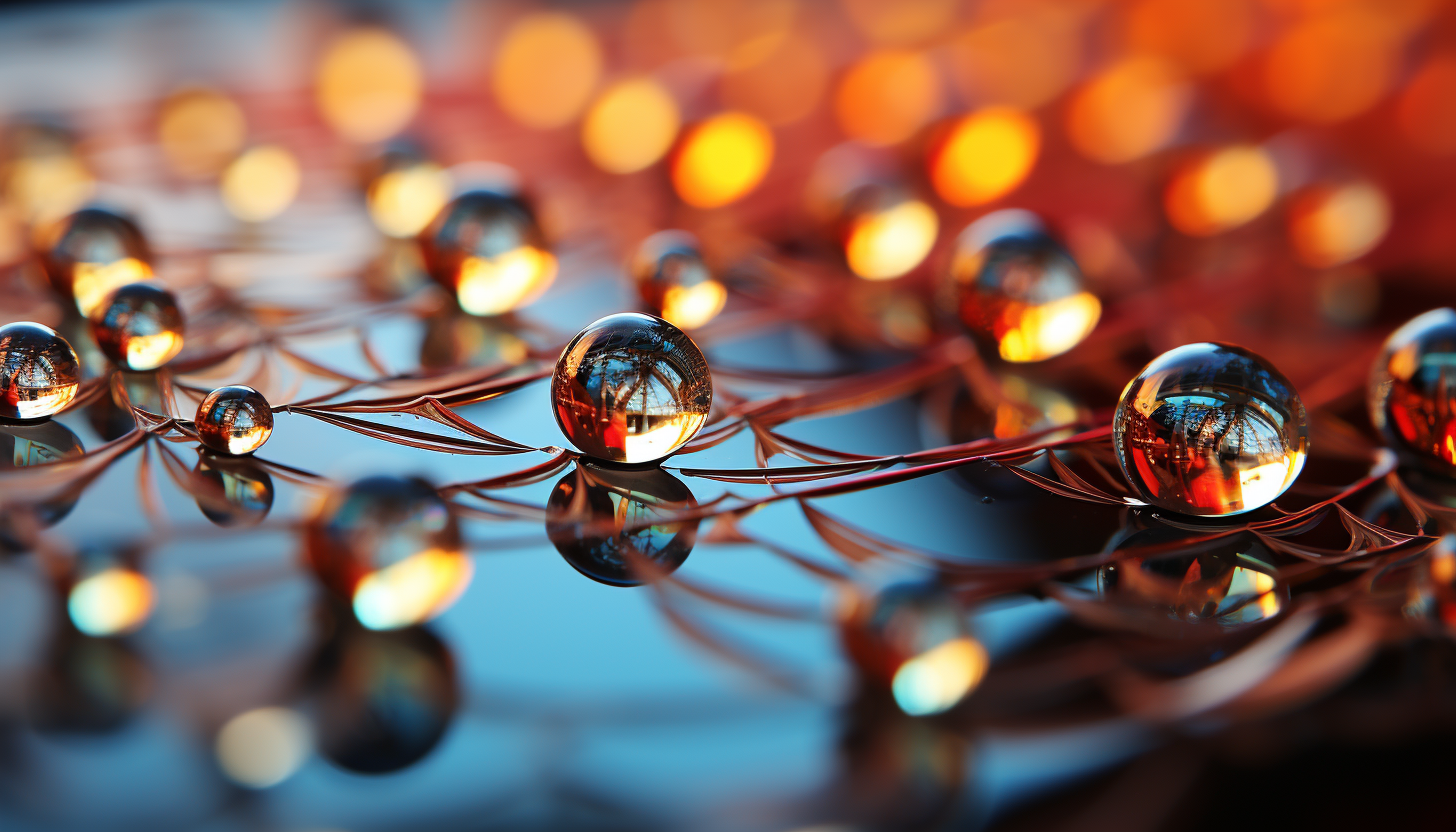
[195,385,274,456]
[581,77,681,174]
[305,475,471,632]
[631,231,727,330]
[839,0,961,46]
[1123,0,1253,76]
[492,12,602,130]
[552,313,712,464]
[420,187,557,316]
[1067,56,1190,165]
[1399,54,1456,156]
[720,30,829,126]
[1368,309,1456,473]
[366,156,452,238]
[216,707,312,789]
[929,108,1040,207]
[157,88,247,179]
[0,322,81,420]
[834,49,943,147]
[948,3,1081,110]
[1,122,94,224]
[38,206,155,316]
[948,211,1101,363]
[545,463,700,587]
[88,282,184,371]
[1114,342,1309,516]
[671,112,774,208]
[68,566,155,637]
[1264,8,1401,125]
[843,191,939,281]
[839,582,988,717]
[1098,530,1286,629]
[221,145,300,223]
[316,27,422,143]
[194,453,274,527]
[1287,182,1390,268]
[1164,145,1278,236]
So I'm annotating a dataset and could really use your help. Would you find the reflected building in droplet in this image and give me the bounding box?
[0,419,84,551]
[545,462,699,587]
[193,453,274,527]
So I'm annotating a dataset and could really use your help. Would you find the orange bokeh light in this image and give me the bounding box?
[492,12,602,129]
[581,77,681,174]
[672,113,775,208]
[834,49,943,147]
[1067,56,1190,165]
[948,3,1082,109]
[1288,183,1391,268]
[316,27,422,143]
[929,108,1040,207]
[1398,54,1456,156]
[1264,9,1402,124]
[1164,145,1279,236]
[838,0,961,46]
[1123,0,1253,76]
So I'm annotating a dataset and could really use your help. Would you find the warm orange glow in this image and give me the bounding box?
[581,77,681,174]
[72,257,155,318]
[353,547,474,630]
[1164,145,1278,236]
[367,162,452,237]
[493,12,602,130]
[316,28,423,143]
[221,145,301,223]
[1288,183,1391,268]
[661,281,728,330]
[929,108,1040,207]
[891,637,988,716]
[844,199,939,280]
[839,0,961,46]
[1398,54,1456,156]
[720,30,830,126]
[1067,56,1190,164]
[1264,9,1401,124]
[455,246,558,316]
[997,292,1103,363]
[68,567,155,636]
[1123,0,1253,76]
[639,0,797,69]
[158,88,247,179]
[4,154,93,224]
[834,49,942,147]
[948,3,1081,109]
[671,112,775,208]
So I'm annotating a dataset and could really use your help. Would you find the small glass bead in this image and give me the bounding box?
[1097,529,1286,630]
[1369,308,1456,471]
[545,462,699,586]
[631,231,727,331]
[840,185,939,281]
[947,210,1101,363]
[195,385,274,455]
[88,282,185,371]
[0,322,81,420]
[1114,342,1308,516]
[193,453,274,527]
[552,312,713,464]
[419,187,557,316]
[304,475,471,631]
[362,144,452,239]
[38,207,155,316]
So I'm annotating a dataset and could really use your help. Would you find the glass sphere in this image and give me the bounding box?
[1114,342,1308,516]
[947,210,1101,363]
[1369,308,1456,471]
[0,420,83,550]
[193,453,274,527]
[1097,528,1286,631]
[362,144,452,238]
[195,385,274,455]
[303,475,472,631]
[88,282,185,371]
[631,231,727,330]
[545,462,699,587]
[840,185,939,281]
[419,187,557,316]
[38,206,155,316]
[0,322,81,420]
[552,312,713,464]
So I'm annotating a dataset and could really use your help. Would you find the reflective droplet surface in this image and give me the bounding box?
[363,145,452,238]
[420,187,557,316]
[545,462,699,587]
[0,419,83,550]
[631,231,727,331]
[1097,529,1286,630]
[38,207,155,316]
[195,385,274,455]
[552,313,713,464]
[945,374,1083,443]
[193,453,274,527]
[947,210,1101,362]
[0,322,81,419]
[1114,342,1308,516]
[304,475,472,631]
[88,282,185,371]
[841,186,939,281]
[1369,308,1456,471]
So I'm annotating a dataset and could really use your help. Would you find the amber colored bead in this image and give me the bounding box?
[88,282,185,371]
[1097,528,1286,631]
[552,312,712,464]
[0,322,81,420]
[38,207,156,316]
[545,462,699,586]
[630,231,727,330]
[419,187,556,316]
[1114,342,1308,516]
[1369,308,1456,471]
[195,385,273,455]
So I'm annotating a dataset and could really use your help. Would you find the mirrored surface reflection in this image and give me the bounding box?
[361,237,431,300]
[0,419,84,551]
[545,462,699,587]
[418,305,528,371]
[25,611,150,735]
[192,452,274,527]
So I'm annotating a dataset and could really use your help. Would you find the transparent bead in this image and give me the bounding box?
[947,210,1101,363]
[1097,528,1286,630]
[838,582,988,716]
[0,420,83,550]
[631,231,727,330]
[840,185,939,281]
[1369,308,1456,471]
[419,187,557,316]
[1114,342,1308,516]
[552,312,712,464]
[362,144,452,239]
[0,322,81,420]
[193,453,274,527]
[38,207,155,316]
[545,462,699,586]
[88,282,185,371]
[195,385,272,455]
[304,476,472,631]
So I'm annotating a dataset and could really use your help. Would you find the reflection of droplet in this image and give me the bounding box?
[1369,309,1456,473]
[420,187,557,316]
[1097,529,1286,629]
[216,707,313,788]
[38,206,155,316]
[0,322,81,419]
[630,231,727,330]
[0,419,83,550]
[419,306,529,370]
[26,624,150,734]
[193,453,275,527]
[88,282,185,371]
[944,374,1083,444]
[545,462,699,587]
[195,385,274,456]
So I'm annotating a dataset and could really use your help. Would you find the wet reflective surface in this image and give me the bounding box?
[0,322,81,420]
[1369,308,1456,471]
[192,452,274,527]
[37,207,155,316]
[419,187,556,316]
[631,231,726,330]
[87,282,184,371]
[545,462,699,586]
[194,384,273,455]
[0,418,83,549]
[1114,342,1308,516]
[552,312,712,463]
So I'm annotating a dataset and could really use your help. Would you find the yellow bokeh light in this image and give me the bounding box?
[661,281,728,330]
[1067,56,1190,165]
[72,257,154,317]
[68,567,155,637]
[672,112,775,208]
[929,108,1041,207]
[997,292,1103,363]
[352,547,474,631]
[157,88,247,179]
[891,636,988,716]
[1164,145,1278,236]
[493,12,602,130]
[316,27,423,143]
[368,162,452,237]
[1288,183,1391,268]
[835,49,943,147]
[845,198,939,281]
[581,77,681,174]
[455,246,558,316]
[216,707,312,789]
[4,154,94,225]
[221,145,301,223]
